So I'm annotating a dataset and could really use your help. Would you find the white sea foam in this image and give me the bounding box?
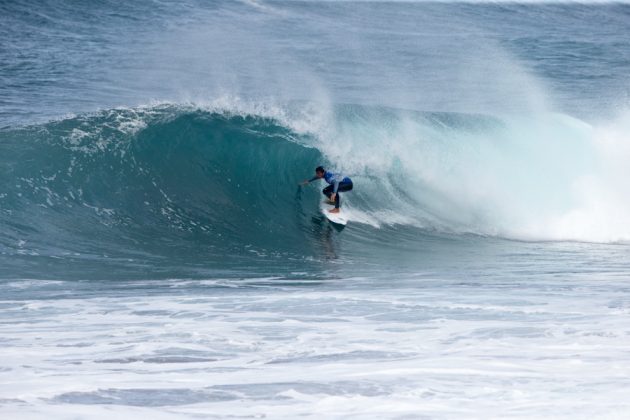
[1,275,629,419]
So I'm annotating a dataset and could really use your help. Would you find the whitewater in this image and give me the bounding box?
[2,1,630,418]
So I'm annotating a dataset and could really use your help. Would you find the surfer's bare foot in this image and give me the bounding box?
[329,208,340,214]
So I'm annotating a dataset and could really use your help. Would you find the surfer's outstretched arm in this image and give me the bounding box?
[300,176,316,186]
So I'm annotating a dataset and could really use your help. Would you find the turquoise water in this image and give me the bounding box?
[2,1,630,418]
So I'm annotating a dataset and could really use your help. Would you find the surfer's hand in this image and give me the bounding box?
[331,193,336,202]
[300,180,309,186]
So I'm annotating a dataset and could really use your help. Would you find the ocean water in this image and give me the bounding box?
[2,1,630,418]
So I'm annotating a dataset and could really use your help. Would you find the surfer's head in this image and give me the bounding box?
[315,166,325,178]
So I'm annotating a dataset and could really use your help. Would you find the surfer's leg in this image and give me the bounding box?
[322,185,333,199]
[334,182,353,208]
[337,182,353,192]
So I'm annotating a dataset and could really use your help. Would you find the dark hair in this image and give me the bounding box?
[315,166,325,173]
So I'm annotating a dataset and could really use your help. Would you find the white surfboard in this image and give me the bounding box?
[321,203,348,225]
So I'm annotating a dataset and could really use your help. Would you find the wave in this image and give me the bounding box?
[1,101,629,277]
[0,105,326,271]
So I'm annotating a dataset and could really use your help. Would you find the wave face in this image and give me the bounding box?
[0,107,331,277]
[3,102,630,278]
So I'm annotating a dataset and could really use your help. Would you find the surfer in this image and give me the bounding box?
[301,166,353,213]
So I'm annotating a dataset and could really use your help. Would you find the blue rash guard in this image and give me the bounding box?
[310,171,352,193]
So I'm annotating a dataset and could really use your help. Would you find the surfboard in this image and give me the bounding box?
[321,204,348,225]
